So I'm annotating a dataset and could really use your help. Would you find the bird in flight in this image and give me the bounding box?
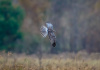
[40,23,56,47]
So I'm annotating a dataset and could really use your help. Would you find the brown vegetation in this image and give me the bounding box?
[0,52,100,70]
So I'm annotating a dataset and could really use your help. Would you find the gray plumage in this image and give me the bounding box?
[40,23,56,47]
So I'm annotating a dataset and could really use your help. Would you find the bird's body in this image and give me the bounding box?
[40,23,56,47]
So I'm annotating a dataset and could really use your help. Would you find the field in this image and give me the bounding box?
[0,51,100,70]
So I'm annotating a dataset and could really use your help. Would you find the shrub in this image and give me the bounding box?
[0,0,25,51]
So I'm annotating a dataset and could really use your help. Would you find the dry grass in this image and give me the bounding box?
[0,51,100,70]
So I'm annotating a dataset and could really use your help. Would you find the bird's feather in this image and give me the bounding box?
[46,23,53,29]
[40,23,56,47]
[40,26,48,37]
[48,29,56,47]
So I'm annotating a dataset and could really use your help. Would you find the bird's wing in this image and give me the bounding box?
[40,26,48,37]
[46,23,53,29]
[48,31,56,47]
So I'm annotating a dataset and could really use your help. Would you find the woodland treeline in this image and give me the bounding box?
[0,0,100,54]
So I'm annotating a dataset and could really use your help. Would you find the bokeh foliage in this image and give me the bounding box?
[18,0,100,54]
[0,0,100,54]
[0,0,25,51]
[19,0,50,25]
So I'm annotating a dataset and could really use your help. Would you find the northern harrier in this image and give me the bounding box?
[40,23,56,47]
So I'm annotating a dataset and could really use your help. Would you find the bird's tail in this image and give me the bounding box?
[52,41,56,47]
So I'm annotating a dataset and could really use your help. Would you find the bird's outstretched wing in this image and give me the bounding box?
[40,23,56,47]
[46,23,53,29]
[40,26,48,37]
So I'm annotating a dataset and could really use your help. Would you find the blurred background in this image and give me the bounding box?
[0,0,100,54]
